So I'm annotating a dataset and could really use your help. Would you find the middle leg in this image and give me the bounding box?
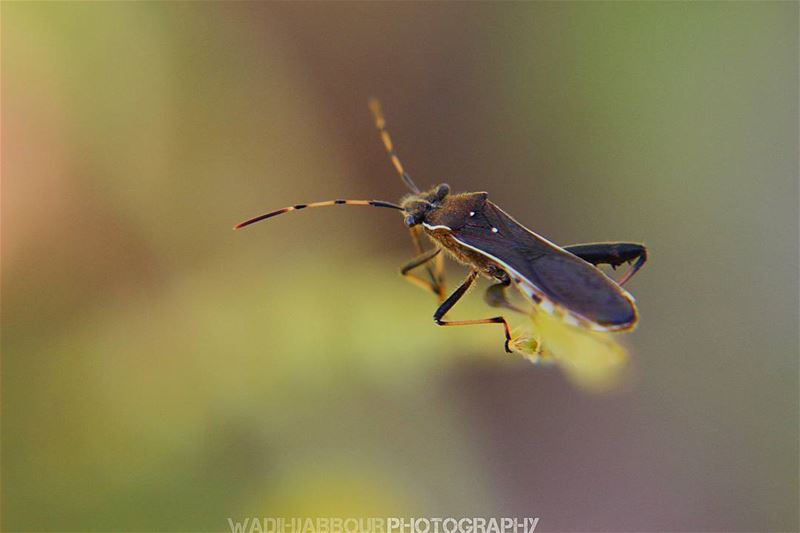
[434,270,513,353]
[483,274,526,314]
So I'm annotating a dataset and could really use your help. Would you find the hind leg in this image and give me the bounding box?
[564,242,647,286]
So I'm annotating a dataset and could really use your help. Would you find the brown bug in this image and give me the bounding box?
[235,100,647,352]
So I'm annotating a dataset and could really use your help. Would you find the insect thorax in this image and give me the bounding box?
[421,191,488,229]
[425,223,507,282]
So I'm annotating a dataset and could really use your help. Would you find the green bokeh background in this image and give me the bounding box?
[3,2,797,532]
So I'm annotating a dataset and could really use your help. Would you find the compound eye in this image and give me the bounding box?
[404,214,418,227]
[435,183,450,200]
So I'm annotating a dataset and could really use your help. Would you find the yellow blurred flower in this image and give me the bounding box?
[509,308,631,393]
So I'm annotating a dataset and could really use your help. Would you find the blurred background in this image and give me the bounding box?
[3,2,798,532]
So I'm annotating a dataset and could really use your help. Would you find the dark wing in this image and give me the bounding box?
[451,201,637,330]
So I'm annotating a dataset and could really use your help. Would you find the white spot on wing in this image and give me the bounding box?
[491,227,498,233]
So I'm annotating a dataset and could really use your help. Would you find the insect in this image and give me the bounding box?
[235,99,647,352]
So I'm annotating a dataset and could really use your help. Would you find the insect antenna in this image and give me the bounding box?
[234,199,403,229]
[368,98,421,194]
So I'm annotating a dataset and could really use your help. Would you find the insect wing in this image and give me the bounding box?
[451,201,638,330]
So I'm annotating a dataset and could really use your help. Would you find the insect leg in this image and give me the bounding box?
[483,277,526,314]
[408,225,446,301]
[434,270,513,353]
[400,248,444,298]
[564,242,647,286]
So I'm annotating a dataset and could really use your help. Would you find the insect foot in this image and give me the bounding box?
[508,333,547,361]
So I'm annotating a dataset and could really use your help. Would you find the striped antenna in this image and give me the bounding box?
[234,199,403,230]
[368,98,421,193]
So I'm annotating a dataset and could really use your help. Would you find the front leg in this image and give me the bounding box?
[400,247,444,299]
[564,242,647,286]
[408,225,446,300]
[434,270,513,353]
